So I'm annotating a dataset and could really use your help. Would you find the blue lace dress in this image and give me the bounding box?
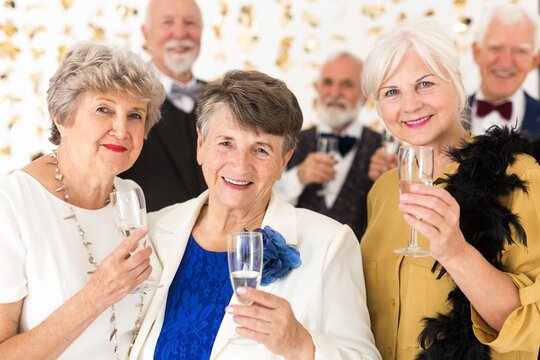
[154,235,233,359]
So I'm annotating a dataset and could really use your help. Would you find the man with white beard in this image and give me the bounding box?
[121,0,207,211]
[274,52,381,239]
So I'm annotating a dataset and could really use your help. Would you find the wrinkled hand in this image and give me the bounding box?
[227,287,315,360]
[399,184,468,263]
[83,229,152,312]
[368,147,397,181]
[297,152,336,185]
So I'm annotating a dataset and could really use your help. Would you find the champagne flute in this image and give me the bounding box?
[382,128,400,155]
[227,231,263,345]
[394,145,434,257]
[110,187,160,291]
[316,135,339,196]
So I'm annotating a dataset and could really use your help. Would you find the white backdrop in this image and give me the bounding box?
[0,0,538,176]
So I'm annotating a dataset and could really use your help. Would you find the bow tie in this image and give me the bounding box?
[319,133,357,156]
[476,100,512,120]
[169,82,204,102]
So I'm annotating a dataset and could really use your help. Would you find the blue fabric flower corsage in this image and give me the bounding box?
[254,225,301,286]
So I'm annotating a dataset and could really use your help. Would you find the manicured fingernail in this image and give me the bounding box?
[237,286,247,295]
[225,306,234,313]
[400,194,408,201]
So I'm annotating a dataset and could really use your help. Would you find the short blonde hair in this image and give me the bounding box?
[47,42,165,145]
[362,18,466,114]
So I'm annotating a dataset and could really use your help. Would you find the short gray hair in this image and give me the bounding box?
[47,42,166,145]
[362,18,466,114]
[474,3,540,53]
[196,70,303,155]
[317,51,363,84]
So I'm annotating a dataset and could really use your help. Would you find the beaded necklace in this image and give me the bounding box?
[49,151,145,358]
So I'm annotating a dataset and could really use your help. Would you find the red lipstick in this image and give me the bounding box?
[103,144,127,152]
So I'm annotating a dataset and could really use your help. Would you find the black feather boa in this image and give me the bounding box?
[416,127,538,360]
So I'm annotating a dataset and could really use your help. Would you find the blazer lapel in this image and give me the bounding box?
[210,193,298,358]
[521,91,540,136]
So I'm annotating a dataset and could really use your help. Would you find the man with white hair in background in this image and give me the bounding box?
[469,2,540,137]
[274,52,381,239]
[121,0,207,211]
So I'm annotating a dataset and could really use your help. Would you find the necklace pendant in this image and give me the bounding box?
[88,255,96,265]
[86,270,95,275]
[109,328,118,342]
[55,184,66,192]
[63,214,75,220]
[55,173,63,181]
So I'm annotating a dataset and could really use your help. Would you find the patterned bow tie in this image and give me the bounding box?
[320,133,357,156]
[476,100,512,120]
[169,81,204,102]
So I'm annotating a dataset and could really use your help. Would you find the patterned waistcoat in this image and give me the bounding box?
[288,126,381,240]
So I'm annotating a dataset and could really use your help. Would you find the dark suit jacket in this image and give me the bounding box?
[287,126,381,239]
[468,91,540,139]
[120,96,207,212]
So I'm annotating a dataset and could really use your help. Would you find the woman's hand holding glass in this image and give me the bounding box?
[227,231,263,344]
[226,287,315,358]
[398,183,468,264]
[84,230,152,311]
[395,145,434,257]
[110,187,160,291]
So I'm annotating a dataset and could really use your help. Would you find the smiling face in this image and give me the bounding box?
[197,106,293,214]
[377,51,463,149]
[473,18,538,102]
[143,0,202,82]
[55,91,147,176]
[315,55,363,130]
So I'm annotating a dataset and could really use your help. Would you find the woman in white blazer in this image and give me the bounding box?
[130,70,380,360]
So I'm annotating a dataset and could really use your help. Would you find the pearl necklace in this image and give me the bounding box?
[49,151,145,359]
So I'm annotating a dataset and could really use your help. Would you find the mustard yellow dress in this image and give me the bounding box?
[361,154,540,360]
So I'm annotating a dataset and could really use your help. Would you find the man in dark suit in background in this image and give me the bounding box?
[468,2,540,137]
[274,52,381,239]
[121,0,207,211]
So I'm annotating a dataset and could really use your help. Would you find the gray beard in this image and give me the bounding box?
[163,52,197,76]
[318,106,359,129]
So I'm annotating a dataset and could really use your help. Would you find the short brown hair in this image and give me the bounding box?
[196,70,303,154]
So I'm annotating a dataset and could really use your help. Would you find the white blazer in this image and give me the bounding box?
[131,191,380,360]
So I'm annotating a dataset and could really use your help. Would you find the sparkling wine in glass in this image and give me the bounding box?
[110,187,160,291]
[394,145,434,257]
[382,128,400,154]
[227,231,263,344]
[316,135,339,196]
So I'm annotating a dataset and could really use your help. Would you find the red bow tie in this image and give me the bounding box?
[476,100,512,120]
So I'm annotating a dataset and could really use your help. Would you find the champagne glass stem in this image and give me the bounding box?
[408,227,417,249]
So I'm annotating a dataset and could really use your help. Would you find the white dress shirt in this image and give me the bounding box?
[274,120,363,208]
[155,67,198,113]
[470,89,526,135]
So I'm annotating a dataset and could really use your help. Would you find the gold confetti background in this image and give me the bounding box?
[0,0,538,175]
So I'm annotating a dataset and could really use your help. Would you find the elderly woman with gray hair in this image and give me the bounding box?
[131,70,380,360]
[0,42,165,359]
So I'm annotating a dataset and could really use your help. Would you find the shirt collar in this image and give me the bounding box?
[152,64,197,95]
[316,117,363,138]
